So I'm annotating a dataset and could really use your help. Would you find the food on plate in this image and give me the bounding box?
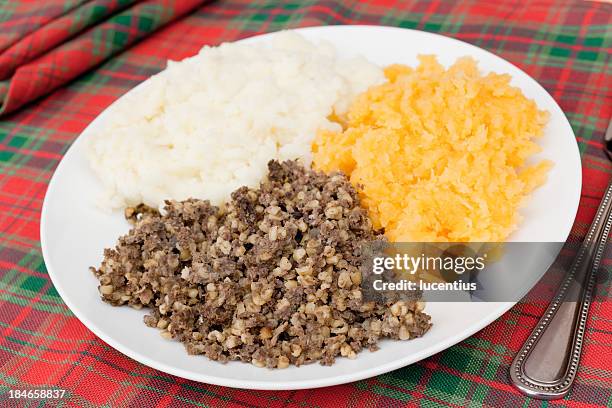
[91,160,431,368]
[87,32,384,209]
[312,56,551,242]
[88,29,554,369]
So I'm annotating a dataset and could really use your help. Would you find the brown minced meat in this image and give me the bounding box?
[91,160,431,368]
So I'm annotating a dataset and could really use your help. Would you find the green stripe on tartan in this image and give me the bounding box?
[382,364,425,383]
[377,16,611,69]
[0,344,46,361]
[0,123,64,180]
[0,372,18,386]
[0,274,72,315]
[0,342,226,406]
[1,255,63,302]
[0,321,94,344]
[0,129,41,149]
[381,15,611,35]
[75,356,231,408]
[444,12,465,36]
[420,400,447,408]
[231,10,611,71]
[0,4,19,22]
[0,291,70,314]
[471,383,488,406]
[123,383,212,408]
[462,336,510,357]
[439,347,484,375]
[0,122,72,138]
[69,349,234,405]
[364,383,413,402]
[375,349,488,407]
[4,335,100,357]
[423,370,469,404]
[483,355,503,381]
[17,250,44,274]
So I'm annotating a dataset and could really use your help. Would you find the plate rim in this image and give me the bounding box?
[40,24,582,390]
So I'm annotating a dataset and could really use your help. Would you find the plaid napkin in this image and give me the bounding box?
[0,0,206,116]
[0,0,610,407]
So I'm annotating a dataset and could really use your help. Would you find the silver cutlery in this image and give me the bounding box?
[510,119,612,399]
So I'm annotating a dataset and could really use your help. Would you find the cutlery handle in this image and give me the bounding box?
[510,181,612,399]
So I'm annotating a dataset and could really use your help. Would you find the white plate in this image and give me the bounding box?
[41,26,581,390]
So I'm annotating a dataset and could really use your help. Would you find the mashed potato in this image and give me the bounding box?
[88,32,384,209]
[313,56,551,242]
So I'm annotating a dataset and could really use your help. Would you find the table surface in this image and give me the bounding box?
[0,0,611,407]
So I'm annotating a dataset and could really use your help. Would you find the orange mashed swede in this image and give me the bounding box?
[312,56,551,242]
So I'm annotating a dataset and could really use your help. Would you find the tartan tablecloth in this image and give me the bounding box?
[0,0,611,406]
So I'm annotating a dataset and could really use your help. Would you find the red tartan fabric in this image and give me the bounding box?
[0,0,206,116]
[0,0,90,52]
[0,0,610,407]
[0,0,139,80]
